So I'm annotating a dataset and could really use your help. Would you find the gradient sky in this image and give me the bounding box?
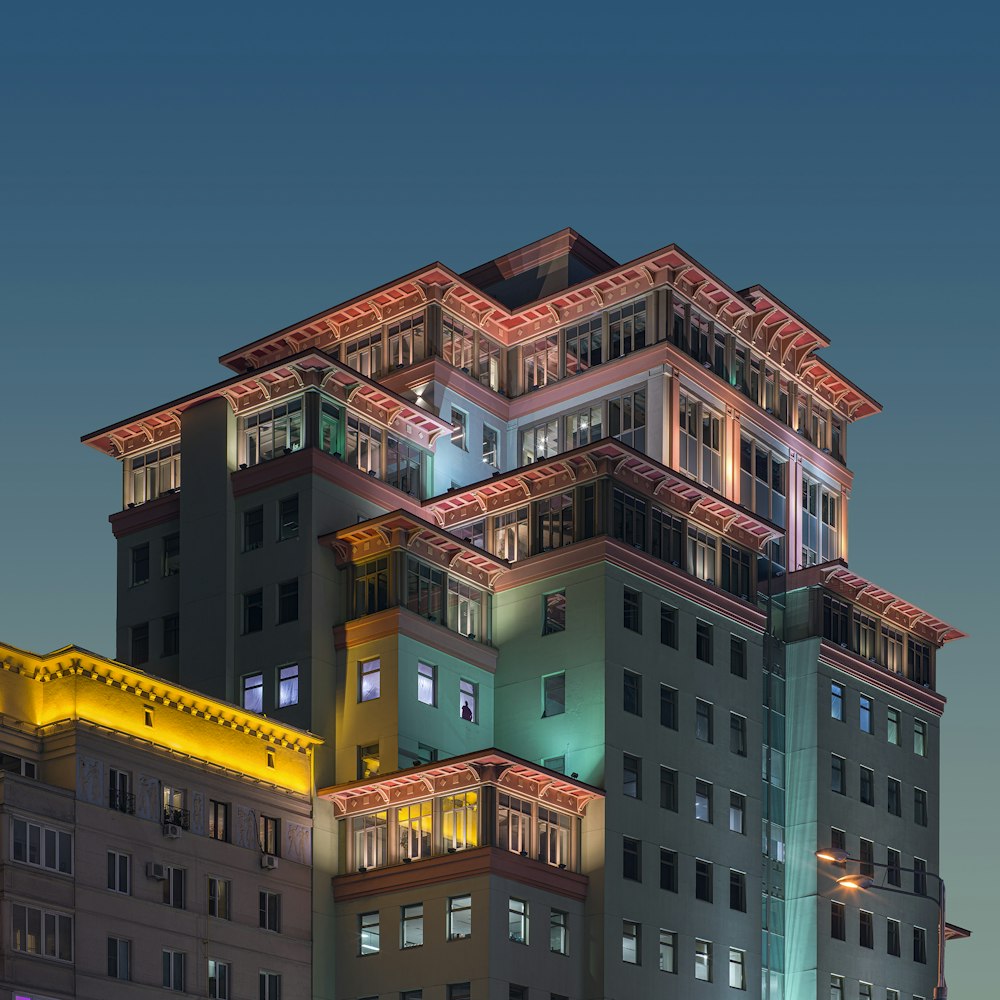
[1,3,997,990]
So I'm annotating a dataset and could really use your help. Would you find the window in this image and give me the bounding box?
[730,869,747,912]
[729,948,747,990]
[622,920,640,964]
[729,791,746,834]
[831,975,845,1000]
[107,849,129,893]
[402,993,423,1000]
[730,635,747,677]
[887,707,901,745]
[259,814,279,855]
[162,949,185,991]
[695,779,713,823]
[660,684,677,729]
[162,613,180,656]
[623,754,641,798]
[356,910,380,955]
[679,393,722,491]
[908,638,931,685]
[398,800,433,860]
[831,827,846,856]
[481,423,500,467]
[108,766,132,812]
[914,720,927,756]
[108,937,131,980]
[208,799,229,842]
[447,985,471,1000]
[459,678,477,722]
[860,985,873,1000]
[243,590,263,633]
[860,694,873,733]
[608,298,647,359]
[277,664,299,708]
[913,926,927,963]
[831,754,846,794]
[608,387,646,449]
[131,543,150,586]
[860,909,874,948]
[354,557,389,615]
[564,315,602,375]
[831,681,844,721]
[887,848,902,886]
[623,670,642,715]
[259,890,281,932]
[887,917,901,956]
[623,587,641,632]
[242,673,264,712]
[130,622,149,665]
[886,992,899,1000]
[659,929,677,973]
[543,591,567,634]
[860,838,874,878]
[162,866,185,909]
[208,959,230,998]
[696,620,713,662]
[208,876,231,919]
[860,766,875,806]
[696,699,714,742]
[508,898,528,944]
[695,939,713,981]
[659,848,678,891]
[914,788,928,826]
[260,972,281,1000]
[544,672,566,716]
[660,604,678,647]
[244,507,264,550]
[452,407,468,450]
[278,495,299,540]
[887,777,901,816]
[622,836,641,881]
[11,904,72,960]
[546,908,568,955]
[129,442,181,503]
[730,713,747,756]
[360,658,381,701]
[660,767,678,812]
[12,818,73,874]
[277,579,298,624]
[498,794,532,853]
[831,900,846,940]
[415,661,437,706]
[162,532,180,576]
[695,858,713,901]
[914,857,927,896]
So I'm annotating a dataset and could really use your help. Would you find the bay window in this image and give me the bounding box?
[243,399,303,466]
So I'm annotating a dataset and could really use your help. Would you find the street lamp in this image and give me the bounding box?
[816,848,948,1000]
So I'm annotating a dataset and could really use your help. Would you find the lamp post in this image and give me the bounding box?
[816,848,947,1000]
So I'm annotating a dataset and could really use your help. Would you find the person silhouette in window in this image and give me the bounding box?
[461,701,473,722]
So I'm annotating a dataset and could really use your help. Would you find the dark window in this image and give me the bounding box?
[277,580,298,624]
[831,827,846,855]
[860,838,874,877]
[860,766,874,806]
[542,592,566,634]
[695,859,713,902]
[659,767,678,811]
[130,623,149,665]
[887,848,902,887]
[730,635,746,678]
[660,603,678,648]
[831,901,845,940]
[914,788,928,826]
[860,910,873,949]
[887,777,901,816]
[622,837,641,881]
[259,890,280,932]
[543,673,565,716]
[914,857,927,896]
[695,620,713,663]
[623,587,641,633]
[278,496,299,540]
[131,544,149,586]
[696,700,713,743]
[887,918,900,957]
[623,671,641,716]
[659,848,678,891]
[831,681,844,720]
[243,591,263,633]
[623,754,641,799]
[162,614,179,656]
[729,870,746,912]
[660,685,677,729]
[730,714,747,756]
[822,594,850,645]
[913,926,927,964]
[243,507,264,551]
[162,533,180,576]
[831,755,846,794]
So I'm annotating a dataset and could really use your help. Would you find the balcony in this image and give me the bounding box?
[109,790,135,814]
[163,807,190,830]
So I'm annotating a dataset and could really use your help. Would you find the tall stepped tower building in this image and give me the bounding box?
[83,229,966,1000]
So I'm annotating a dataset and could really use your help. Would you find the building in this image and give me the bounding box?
[82,228,967,999]
[0,639,320,1000]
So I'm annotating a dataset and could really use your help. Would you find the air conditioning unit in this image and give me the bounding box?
[163,823,182,839]
[261,854,278,870]
[146,862,168,880]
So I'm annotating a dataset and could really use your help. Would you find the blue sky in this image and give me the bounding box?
[1,2,997,990]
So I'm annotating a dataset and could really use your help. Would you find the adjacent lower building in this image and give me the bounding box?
[0,640,320,1000]
[79,228,968,998]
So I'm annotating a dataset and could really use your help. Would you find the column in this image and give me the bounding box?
[725,406,741,503]
[787,452,803,572]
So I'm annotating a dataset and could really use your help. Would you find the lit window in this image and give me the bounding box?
[209,800,229,842]
[508,898,528,944]
[208,877,230,919]
[831,681,844,721]
[242,673,263,713]
[550,909,568,954]
[482,425,499,466]
[543,591,566,634]
[417,662,436,705]
[208,958,229,998]
[543,672,566,716]
[447,895,472,940]
[452,408,468,451]
[360,659,381,702]
[659,929,676,972]
[887,706,901,745]
[358,744,380,780]
[729,792,746,834]
[278,665,299,708]
[694,939,712,981]
[729,948,746,989]
[398,800,433,860]
[459,678,477,722]
[622,920,640,964]
[695,780,713,823]
[12,903,73,961]
[860,694,873,733]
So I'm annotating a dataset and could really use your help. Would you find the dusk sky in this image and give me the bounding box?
[1,3,997,990]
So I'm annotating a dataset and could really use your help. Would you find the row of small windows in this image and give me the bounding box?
[830,680,929,754]
[830,902,930,964]
[242,580,300,632]
[830,977,922,1000]
[625,839,750,909]
[129,532,180,585]
[129,615,179,663]
[621,922,748,989]
[829,829,931,896]
[242,496,300,550]
[242,664,300,712]
[356,657,479,722]
[829,755,929,824]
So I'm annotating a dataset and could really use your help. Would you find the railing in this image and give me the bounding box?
[163,807,191,830]
[110,790,136,814]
